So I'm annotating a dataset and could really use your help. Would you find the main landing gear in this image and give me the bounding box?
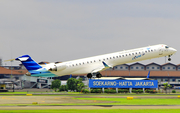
[87,72,102,78]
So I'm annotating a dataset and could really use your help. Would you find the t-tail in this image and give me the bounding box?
[15,55,56,77]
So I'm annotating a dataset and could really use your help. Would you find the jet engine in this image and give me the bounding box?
[25,72,31,76]
[49,65,57,71]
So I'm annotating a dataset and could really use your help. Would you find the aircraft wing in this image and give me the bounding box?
[91,61,112,73]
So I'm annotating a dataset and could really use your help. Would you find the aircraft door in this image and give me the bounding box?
[159,49,163,55]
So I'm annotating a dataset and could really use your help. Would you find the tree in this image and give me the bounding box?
[77,82,85,92]
[66,77,85,92]
[76,78,85,92]
[59,85,68,91]
[67,78,77,91]
[51,79,61,92]
[163,83,171,94]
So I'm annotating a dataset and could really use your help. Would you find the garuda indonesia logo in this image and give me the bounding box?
[132,53,145,60]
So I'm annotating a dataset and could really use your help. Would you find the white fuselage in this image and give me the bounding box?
[43,44,177,76]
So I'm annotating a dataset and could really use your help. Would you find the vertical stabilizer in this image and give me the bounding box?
[15,55,42,71]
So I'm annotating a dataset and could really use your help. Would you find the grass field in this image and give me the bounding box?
[0,109,180,113]
[75,97,180,105]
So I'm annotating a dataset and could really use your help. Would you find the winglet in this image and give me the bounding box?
[102,61,109,67]
[146,71,150,78]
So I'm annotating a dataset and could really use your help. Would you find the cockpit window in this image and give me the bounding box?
[165,46,169,48]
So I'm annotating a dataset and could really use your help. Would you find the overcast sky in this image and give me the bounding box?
[0,0,180,66]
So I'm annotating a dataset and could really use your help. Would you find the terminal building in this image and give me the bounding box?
[1,62,180,89]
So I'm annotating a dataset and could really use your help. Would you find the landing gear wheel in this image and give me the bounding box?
[168,58,171,61]
[87,73,92,78]
[96,72,102,78]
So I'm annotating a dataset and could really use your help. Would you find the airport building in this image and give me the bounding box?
[1,62,180,89]
[102,62,180,85]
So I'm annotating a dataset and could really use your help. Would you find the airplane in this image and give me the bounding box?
[11,44,177,78]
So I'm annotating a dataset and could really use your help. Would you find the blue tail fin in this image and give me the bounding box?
[146,71,150,78]
[15,55,42,71]
[16,55,57,77]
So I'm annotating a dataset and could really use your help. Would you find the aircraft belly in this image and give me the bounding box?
[51,64,100,76]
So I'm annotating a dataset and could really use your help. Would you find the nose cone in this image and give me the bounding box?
[170,47,177,54]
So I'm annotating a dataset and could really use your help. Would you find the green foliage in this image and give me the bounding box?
[66,78,85,92]
[77,82,85,92]
[132,89,143,93]
[138,89,143,93]
[91,89,102,93]
[67,78,77,91]
[59,85,67,91]
[163,83,171,94]
[104,89,116,93]
[145,89,157,93]
[118,89,128,93]
[172,89,176,93]
[51,79,61,92]
[81,89,89,93]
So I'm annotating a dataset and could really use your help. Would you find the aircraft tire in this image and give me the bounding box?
[87,73,92,78]
[96,73,102,78]
[168,58,171,61]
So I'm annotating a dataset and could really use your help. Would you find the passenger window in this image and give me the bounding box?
[129,54,131,56]
[148,50,150,52]
[107,58,108,60]
[119,55,121,57]
[122,55,124,57]
[126,54,128,56]
[132,53,134,55]
[116,56,118,58]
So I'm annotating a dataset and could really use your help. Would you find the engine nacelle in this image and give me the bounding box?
[26,72,31,76]
[49,65,57,71]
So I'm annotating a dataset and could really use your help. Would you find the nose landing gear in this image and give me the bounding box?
[168,58,171,61]
[168,55,171,61]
